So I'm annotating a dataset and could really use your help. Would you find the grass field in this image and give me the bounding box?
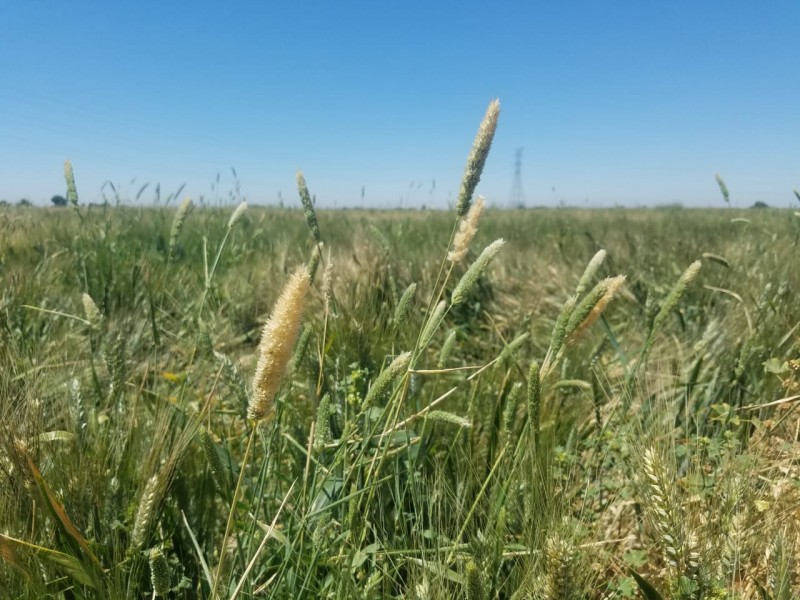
[2,109,800,599]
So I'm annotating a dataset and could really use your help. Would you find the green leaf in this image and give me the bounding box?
[629,568,664,600]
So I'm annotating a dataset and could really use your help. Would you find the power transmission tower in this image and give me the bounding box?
[508,147,526,208]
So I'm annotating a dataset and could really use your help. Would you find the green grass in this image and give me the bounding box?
[2,105,800,599]
[1,200,800,599]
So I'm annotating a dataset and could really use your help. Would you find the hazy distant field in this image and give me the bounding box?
[1,201,798,599]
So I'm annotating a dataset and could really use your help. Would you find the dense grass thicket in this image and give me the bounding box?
[2,107,800,598]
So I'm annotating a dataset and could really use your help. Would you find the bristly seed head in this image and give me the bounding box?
[249,265,311,422]
[449,195,486,264]
[456,100,500,217]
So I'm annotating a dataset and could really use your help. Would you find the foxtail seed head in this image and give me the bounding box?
[168,197,193,259]
[567,275,626,342]
[575,249,607,295]
[81,292,102,329]
[456,100,500,217]
[651,260,702,333]
[249,266,311,421]
[392,282,417,329]
[227,201,247,229]
[64,159,79,207]
[362,351,411,409]
[449,195,486,263]
[451,239,505,306]
[149,548,171,597]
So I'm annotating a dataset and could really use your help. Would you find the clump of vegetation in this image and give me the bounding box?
[1,101,799,599]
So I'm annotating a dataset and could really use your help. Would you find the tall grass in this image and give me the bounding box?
[1,103,799,599]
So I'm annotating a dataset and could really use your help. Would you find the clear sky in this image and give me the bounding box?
[1,1,798,208]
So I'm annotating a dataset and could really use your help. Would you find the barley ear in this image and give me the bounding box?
[456,100,500,217]
[527,361,541,447]
[149,548,171,597]
[296,171,321,243]
[451,239,505,306]
[200,428,227,496]
[249,265,311,422]
[131,474,160,549]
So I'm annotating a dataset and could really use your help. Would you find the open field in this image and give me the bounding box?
[2,199,799,599]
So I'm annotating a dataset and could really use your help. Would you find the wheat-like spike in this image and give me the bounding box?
[213,350,249,416]
[132,474,160,549]
[227,200,247,229]
[296,171,321,243]
[64,159,79,208]
[105,334,127,401]
[567,275,626,342]
[575,249,607,295]
[362,351,411,409]
[196,320,214,360]
[456,99,500,216]
[527,361,541,447]
[451,238,505,306]
[69,378,87,439]
[200,428,227,494]
[793,188,800,203]
[168,197,193,259]
[640,447,686,573]
[545,533,576,600]
[149,547,171,597]
[393,282,417,329]
[651,261,702,334]
[249,265,311,421]
[715,173,730,205]
[449,195,486,263]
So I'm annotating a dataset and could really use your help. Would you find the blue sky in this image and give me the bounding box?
[1,1,798,208]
